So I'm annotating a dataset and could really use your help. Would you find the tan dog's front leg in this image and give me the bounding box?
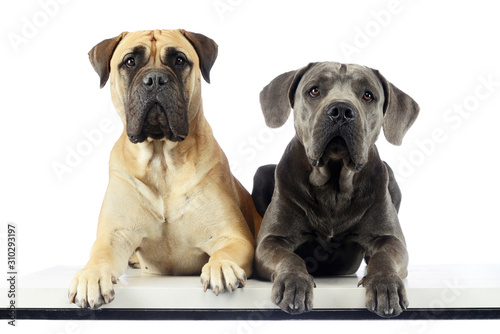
[68,232,135,309]
[201,237,254,295]
[68,177,148,309]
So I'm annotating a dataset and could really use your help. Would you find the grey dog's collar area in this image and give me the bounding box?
[3,264,499,320]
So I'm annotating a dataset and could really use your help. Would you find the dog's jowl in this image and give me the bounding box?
[252,62,419,318]
[68,30,261,309]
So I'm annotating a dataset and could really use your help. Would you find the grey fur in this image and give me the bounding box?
[252,62,419,318]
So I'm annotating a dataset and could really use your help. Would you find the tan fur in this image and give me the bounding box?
[68,30,261,308]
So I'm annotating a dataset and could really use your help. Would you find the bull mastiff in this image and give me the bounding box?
[252,62,419,317]
[68,29,261,309]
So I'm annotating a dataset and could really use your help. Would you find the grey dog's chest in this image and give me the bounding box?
[304,189,361,239]
[302,165,367,237]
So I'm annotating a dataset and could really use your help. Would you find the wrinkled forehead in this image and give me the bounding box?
[301,62,383,94]
[113,30,197,62]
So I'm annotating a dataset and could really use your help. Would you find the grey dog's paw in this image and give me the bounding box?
[359,273,409,318]
[271,272,315,314]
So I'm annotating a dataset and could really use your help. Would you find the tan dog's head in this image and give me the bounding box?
[89,29,218,143]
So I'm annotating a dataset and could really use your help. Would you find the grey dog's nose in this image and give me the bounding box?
[326,102,356,122]
[143,71,168,90]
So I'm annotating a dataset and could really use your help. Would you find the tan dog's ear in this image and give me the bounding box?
[259,63,315,128]
[372,69,420,145]
[88,32,128,89]
[180,30,218,84]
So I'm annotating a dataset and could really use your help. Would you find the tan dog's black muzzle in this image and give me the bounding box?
[126,68,189,144]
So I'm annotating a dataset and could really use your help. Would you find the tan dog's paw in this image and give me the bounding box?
[359,273,409,318]
[68,266,117,309]
[200,260,247,295]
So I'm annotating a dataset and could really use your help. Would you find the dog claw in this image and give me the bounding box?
[228,284,233,293]
[203,281,209,292]
[214,286,220,296]
[68,293,76,304]
[104,295,110,304]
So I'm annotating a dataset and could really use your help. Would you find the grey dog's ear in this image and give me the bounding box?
[180,30,218,84]
[372,69,420,145]
[88,32,128,89]
[259,63,315,128]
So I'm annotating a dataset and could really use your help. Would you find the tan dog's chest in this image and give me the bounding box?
[135,200,210,276]
[123,140,230,275]
[135,227,209,275]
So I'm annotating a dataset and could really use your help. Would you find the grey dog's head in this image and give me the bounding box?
[88,30,218,144]
[260,62,419,171]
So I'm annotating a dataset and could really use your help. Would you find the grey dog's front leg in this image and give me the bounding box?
[359,235,409,318]
[255,235,315,314]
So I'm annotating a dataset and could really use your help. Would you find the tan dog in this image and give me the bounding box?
[68,29,261,309]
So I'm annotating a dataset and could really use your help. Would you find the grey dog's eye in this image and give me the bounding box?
[125,57,136,68]
[309,87,320,98]
[363,91,374,102]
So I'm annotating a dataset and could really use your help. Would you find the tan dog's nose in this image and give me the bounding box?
[143,71,169,90]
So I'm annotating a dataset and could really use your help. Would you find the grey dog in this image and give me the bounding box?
[252,62,419,318]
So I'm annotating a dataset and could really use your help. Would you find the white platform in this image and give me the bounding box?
[3,264,500,312]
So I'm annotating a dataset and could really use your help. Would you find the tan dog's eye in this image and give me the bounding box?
[175,56,186,66]
[125,57,136,68]
[309,87,320,98]
[363,91,374,102]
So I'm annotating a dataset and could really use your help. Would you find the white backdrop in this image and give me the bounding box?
[1,0,499,332]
